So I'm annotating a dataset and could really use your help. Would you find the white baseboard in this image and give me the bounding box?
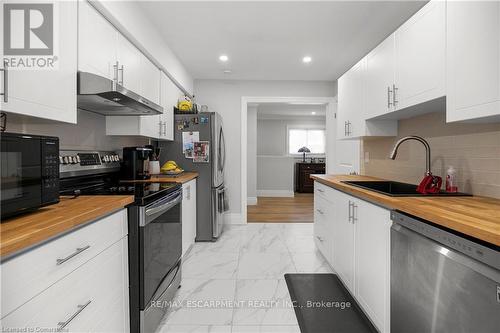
[224,213,244,224]
[256,190,294,197]
[247,197,258,205]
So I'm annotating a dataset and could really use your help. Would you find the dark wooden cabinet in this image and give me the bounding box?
[295,162,326,193]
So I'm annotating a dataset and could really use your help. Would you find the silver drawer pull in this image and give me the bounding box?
[57,300,92,331]
[316,209,324,215]
[56,245,91,265]
[316,236,324,242]
[317,188,324,193]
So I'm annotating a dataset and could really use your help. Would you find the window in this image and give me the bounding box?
[288,128,325,155]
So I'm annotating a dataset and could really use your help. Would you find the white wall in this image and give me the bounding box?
[256,117,325,195]
[4,110,148,152]
[93,0,194,94]
[194,79,337,217]
[247,106,258,204]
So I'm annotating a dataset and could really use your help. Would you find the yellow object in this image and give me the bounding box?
[161,160,180,172]
[177,96,192,111]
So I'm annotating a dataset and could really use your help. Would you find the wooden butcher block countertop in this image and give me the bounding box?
[0,195,134,260]
[126,172,199,184]
[311,174,500,247]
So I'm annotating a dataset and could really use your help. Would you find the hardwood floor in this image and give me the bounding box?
[247,193,313,223]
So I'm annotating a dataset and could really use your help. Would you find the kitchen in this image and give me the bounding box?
[0,1,499,333]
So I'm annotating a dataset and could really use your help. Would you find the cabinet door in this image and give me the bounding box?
[355,201,391,333]
[140,56,161,104]
[116,34,142,95]
[446,1,500,122]
[332,191,355,294]
[78,0,117,80]
[160,72,181,141]
[1,1,77,123]
[395,0,445,110]
[365,34,395,118]
[337,58,365,139]
[182,179,197,257]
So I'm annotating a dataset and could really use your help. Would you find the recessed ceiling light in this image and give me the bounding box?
[302,56,312,63]
[311,111,316,115]
[223,69,232,74]
[219,55,229,62]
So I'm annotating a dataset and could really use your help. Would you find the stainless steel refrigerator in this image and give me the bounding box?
[158,112,227,241]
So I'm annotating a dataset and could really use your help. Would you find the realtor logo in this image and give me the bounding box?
[3,2,58,70]
[4,3,53,55]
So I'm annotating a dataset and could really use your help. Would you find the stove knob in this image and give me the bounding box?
[105,155,110,162]
[59,156,64,164]
[71,156,78,164]
[63,156,69,164]
[76,155,81,163]
[114,155,120,162]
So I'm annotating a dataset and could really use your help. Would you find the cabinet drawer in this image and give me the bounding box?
[1,237,129,332]
[1,209,127,317]
[314,181,336,203]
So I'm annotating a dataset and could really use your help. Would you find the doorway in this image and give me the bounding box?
[242,97,336,224]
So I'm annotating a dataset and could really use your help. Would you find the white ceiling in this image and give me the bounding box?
[256,103,326,118]
[137,1,426,81]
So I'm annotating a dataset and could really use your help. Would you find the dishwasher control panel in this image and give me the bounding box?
[391,210,500,270]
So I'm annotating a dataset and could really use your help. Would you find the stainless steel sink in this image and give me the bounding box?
[341,180,471,197]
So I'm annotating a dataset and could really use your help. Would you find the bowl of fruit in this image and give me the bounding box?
[160,160,184,175]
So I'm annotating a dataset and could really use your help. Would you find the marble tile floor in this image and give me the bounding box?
[156,223,333,333]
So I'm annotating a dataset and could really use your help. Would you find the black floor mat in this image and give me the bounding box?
[285,273,378,333]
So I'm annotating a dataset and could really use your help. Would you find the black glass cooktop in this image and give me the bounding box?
[61,179,181,206]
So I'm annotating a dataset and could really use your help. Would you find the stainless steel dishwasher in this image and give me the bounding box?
[391,211,500,333]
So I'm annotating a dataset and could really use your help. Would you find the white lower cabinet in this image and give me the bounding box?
[182,179,197,256]
[1,209,130,332]
[314,181,391,333]
[355,199,391,333]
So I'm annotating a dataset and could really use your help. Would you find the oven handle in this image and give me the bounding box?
[145,191,182,219]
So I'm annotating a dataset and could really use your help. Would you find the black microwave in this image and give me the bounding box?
[1,132,60,220]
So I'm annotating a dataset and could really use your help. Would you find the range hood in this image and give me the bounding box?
[77,71,163,116]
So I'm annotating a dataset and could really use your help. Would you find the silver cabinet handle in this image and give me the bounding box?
[113,61,119,90]
[316,209,324,215]
[316,235,324,242]
[387,86,392,108]
[57,300,92,331]
[348,200,354,223]
[119,65,124,85]
[317,188,324,193]
[1,62,8,103]
[393,84,398,107]
[159,121,163,137]
[352,203,358,224]
[344,121,348,136]
[56,245,91,265]
[163,122,167,136]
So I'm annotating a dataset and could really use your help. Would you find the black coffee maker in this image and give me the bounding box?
[121,146,153,180]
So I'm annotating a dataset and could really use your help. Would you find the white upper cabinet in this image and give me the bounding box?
[160,72,181,141]
[1,1,77,123]
[337,57,397,140]
[365,34,396,118]
[395,0,445,111]
[78,1,160,105]
[446,0,500,122]
[78,0,116,80]
[338,0,446,132]
[337,58,365,139]
[116,34,142,97]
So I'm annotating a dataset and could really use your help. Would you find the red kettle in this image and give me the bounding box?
[417,174,442,194]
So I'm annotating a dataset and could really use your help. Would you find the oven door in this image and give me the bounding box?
[140,189,182,309]
[1,133,42,219]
